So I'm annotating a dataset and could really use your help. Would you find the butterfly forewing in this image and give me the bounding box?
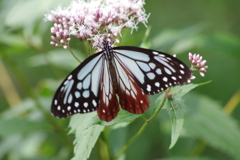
[51,52,104,118]
[113,46,191,95]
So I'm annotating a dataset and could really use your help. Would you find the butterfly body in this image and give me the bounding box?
[52,41,191,121]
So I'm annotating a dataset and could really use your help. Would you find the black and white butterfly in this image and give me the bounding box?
[51,40,191,122]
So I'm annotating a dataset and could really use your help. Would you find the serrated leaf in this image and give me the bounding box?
[69,113,104,160]
[151,82,210,149]
[167,98,186,149]
[69,108,141,160]
[184,93,240,160]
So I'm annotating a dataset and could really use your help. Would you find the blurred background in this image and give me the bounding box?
[0,0,240,160]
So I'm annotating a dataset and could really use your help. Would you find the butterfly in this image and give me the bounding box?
[51,40,191,122]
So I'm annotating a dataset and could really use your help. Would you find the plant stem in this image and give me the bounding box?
[2,50,72,151]
[68,47,82,63]
[223,89,240,114]
[113,89,170,160]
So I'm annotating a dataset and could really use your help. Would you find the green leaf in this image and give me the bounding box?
[99,108,140,126]
[69,113,104,160]
[68,108,141,160]
[184,93,240,160]
[151,82,210,149]
[167,98,186,149]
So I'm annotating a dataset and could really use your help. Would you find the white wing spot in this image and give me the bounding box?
[57,105,61,110]
[137,61,151,72]
[156,68,162,75]
[179,75,182,79]
[165,84,168,88]
[140,100,143,103]
[102,109,106,113]
[84,102,88,108]
[171,76,177,80]
[180,64,185,68]
[155,82,160,87]
[83,90,90,98]
[92,99,97,107]
[54,99,58,105]
[75,91,81,98]
[163,77,168,82]
[167,57,172,60]
[149,63,156,69]
[74,110,76,113]
[68,94,73,104]
[164,67,172,75]
[77,82,82,90]
[83,109,86,113]
[147,72,156,80]
[67,74,72,80]
[77,109,80,112]
[126,90,130,96]
[158,54,165,57]
[152,51,158,55]
[131,91,136,99]
[180,70,185,74]
[75,102,79,107]
[67,106,71,111]
[63,80,69,85]
[62,109,65,113]
[146,84,151,92]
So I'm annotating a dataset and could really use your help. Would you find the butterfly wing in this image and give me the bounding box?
[113,46,191,95]
[97,58,120,121]
[113,56,149,114]
[51,52,105,118]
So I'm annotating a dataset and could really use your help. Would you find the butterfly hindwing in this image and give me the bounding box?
[51,52,104,118]
[97,58,120,122]
[114,57,149,114]
[113,46,191,95]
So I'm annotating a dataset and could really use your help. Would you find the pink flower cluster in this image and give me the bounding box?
[189,52,208,77]
[44,0,149,49]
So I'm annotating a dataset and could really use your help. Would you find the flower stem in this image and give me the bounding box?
[113,89,170,160]
[2,50,73,151]
[68,46,82,63]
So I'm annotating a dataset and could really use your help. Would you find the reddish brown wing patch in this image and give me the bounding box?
[97,61,120,122]
[116,62,149,114]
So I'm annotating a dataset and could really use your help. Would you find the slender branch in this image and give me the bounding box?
[2,50,72,151]
[113,89,171,160]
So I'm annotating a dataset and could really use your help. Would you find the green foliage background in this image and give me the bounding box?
[0,0,240,160]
